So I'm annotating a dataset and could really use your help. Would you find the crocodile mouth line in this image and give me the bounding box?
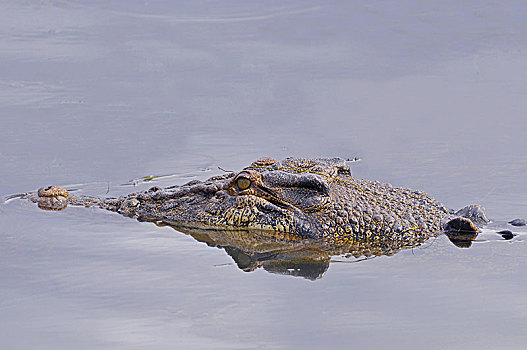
[253,184,297,212]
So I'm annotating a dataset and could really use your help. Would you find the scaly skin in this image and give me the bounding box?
[25,157,489,250]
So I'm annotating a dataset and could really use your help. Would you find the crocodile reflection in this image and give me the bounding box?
[158,223,417,280]
[165,224,485,279]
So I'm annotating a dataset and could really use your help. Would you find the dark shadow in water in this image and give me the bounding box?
[154,222,334,280]
[150,221,479,280]
[444,232,478,248]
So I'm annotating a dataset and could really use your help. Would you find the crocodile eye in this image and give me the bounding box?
[236,177,251,190]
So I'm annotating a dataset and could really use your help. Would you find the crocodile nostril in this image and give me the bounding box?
[38,186,69,198]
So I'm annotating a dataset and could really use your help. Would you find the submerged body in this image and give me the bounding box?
[27,157,488,251]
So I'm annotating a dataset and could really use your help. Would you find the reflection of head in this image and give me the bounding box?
[224,246,330,281]
[174,225,332,280]
[171,226,414,280]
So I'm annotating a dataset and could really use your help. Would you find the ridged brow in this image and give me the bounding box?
[261,171,330,196]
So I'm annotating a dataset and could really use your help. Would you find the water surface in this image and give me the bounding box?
[1,1,527,349]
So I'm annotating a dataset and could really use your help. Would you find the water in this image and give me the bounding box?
[1,1,527,349]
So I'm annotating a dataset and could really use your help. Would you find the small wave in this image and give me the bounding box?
[101,5,322,24]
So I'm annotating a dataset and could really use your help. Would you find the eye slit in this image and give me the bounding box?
[236,177,251,190]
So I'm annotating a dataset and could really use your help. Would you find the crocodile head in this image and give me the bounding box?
[33,156,476,247]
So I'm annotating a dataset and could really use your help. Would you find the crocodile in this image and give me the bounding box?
[24,157,489,251]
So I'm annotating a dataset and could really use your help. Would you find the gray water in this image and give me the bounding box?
[1,1,527,349]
